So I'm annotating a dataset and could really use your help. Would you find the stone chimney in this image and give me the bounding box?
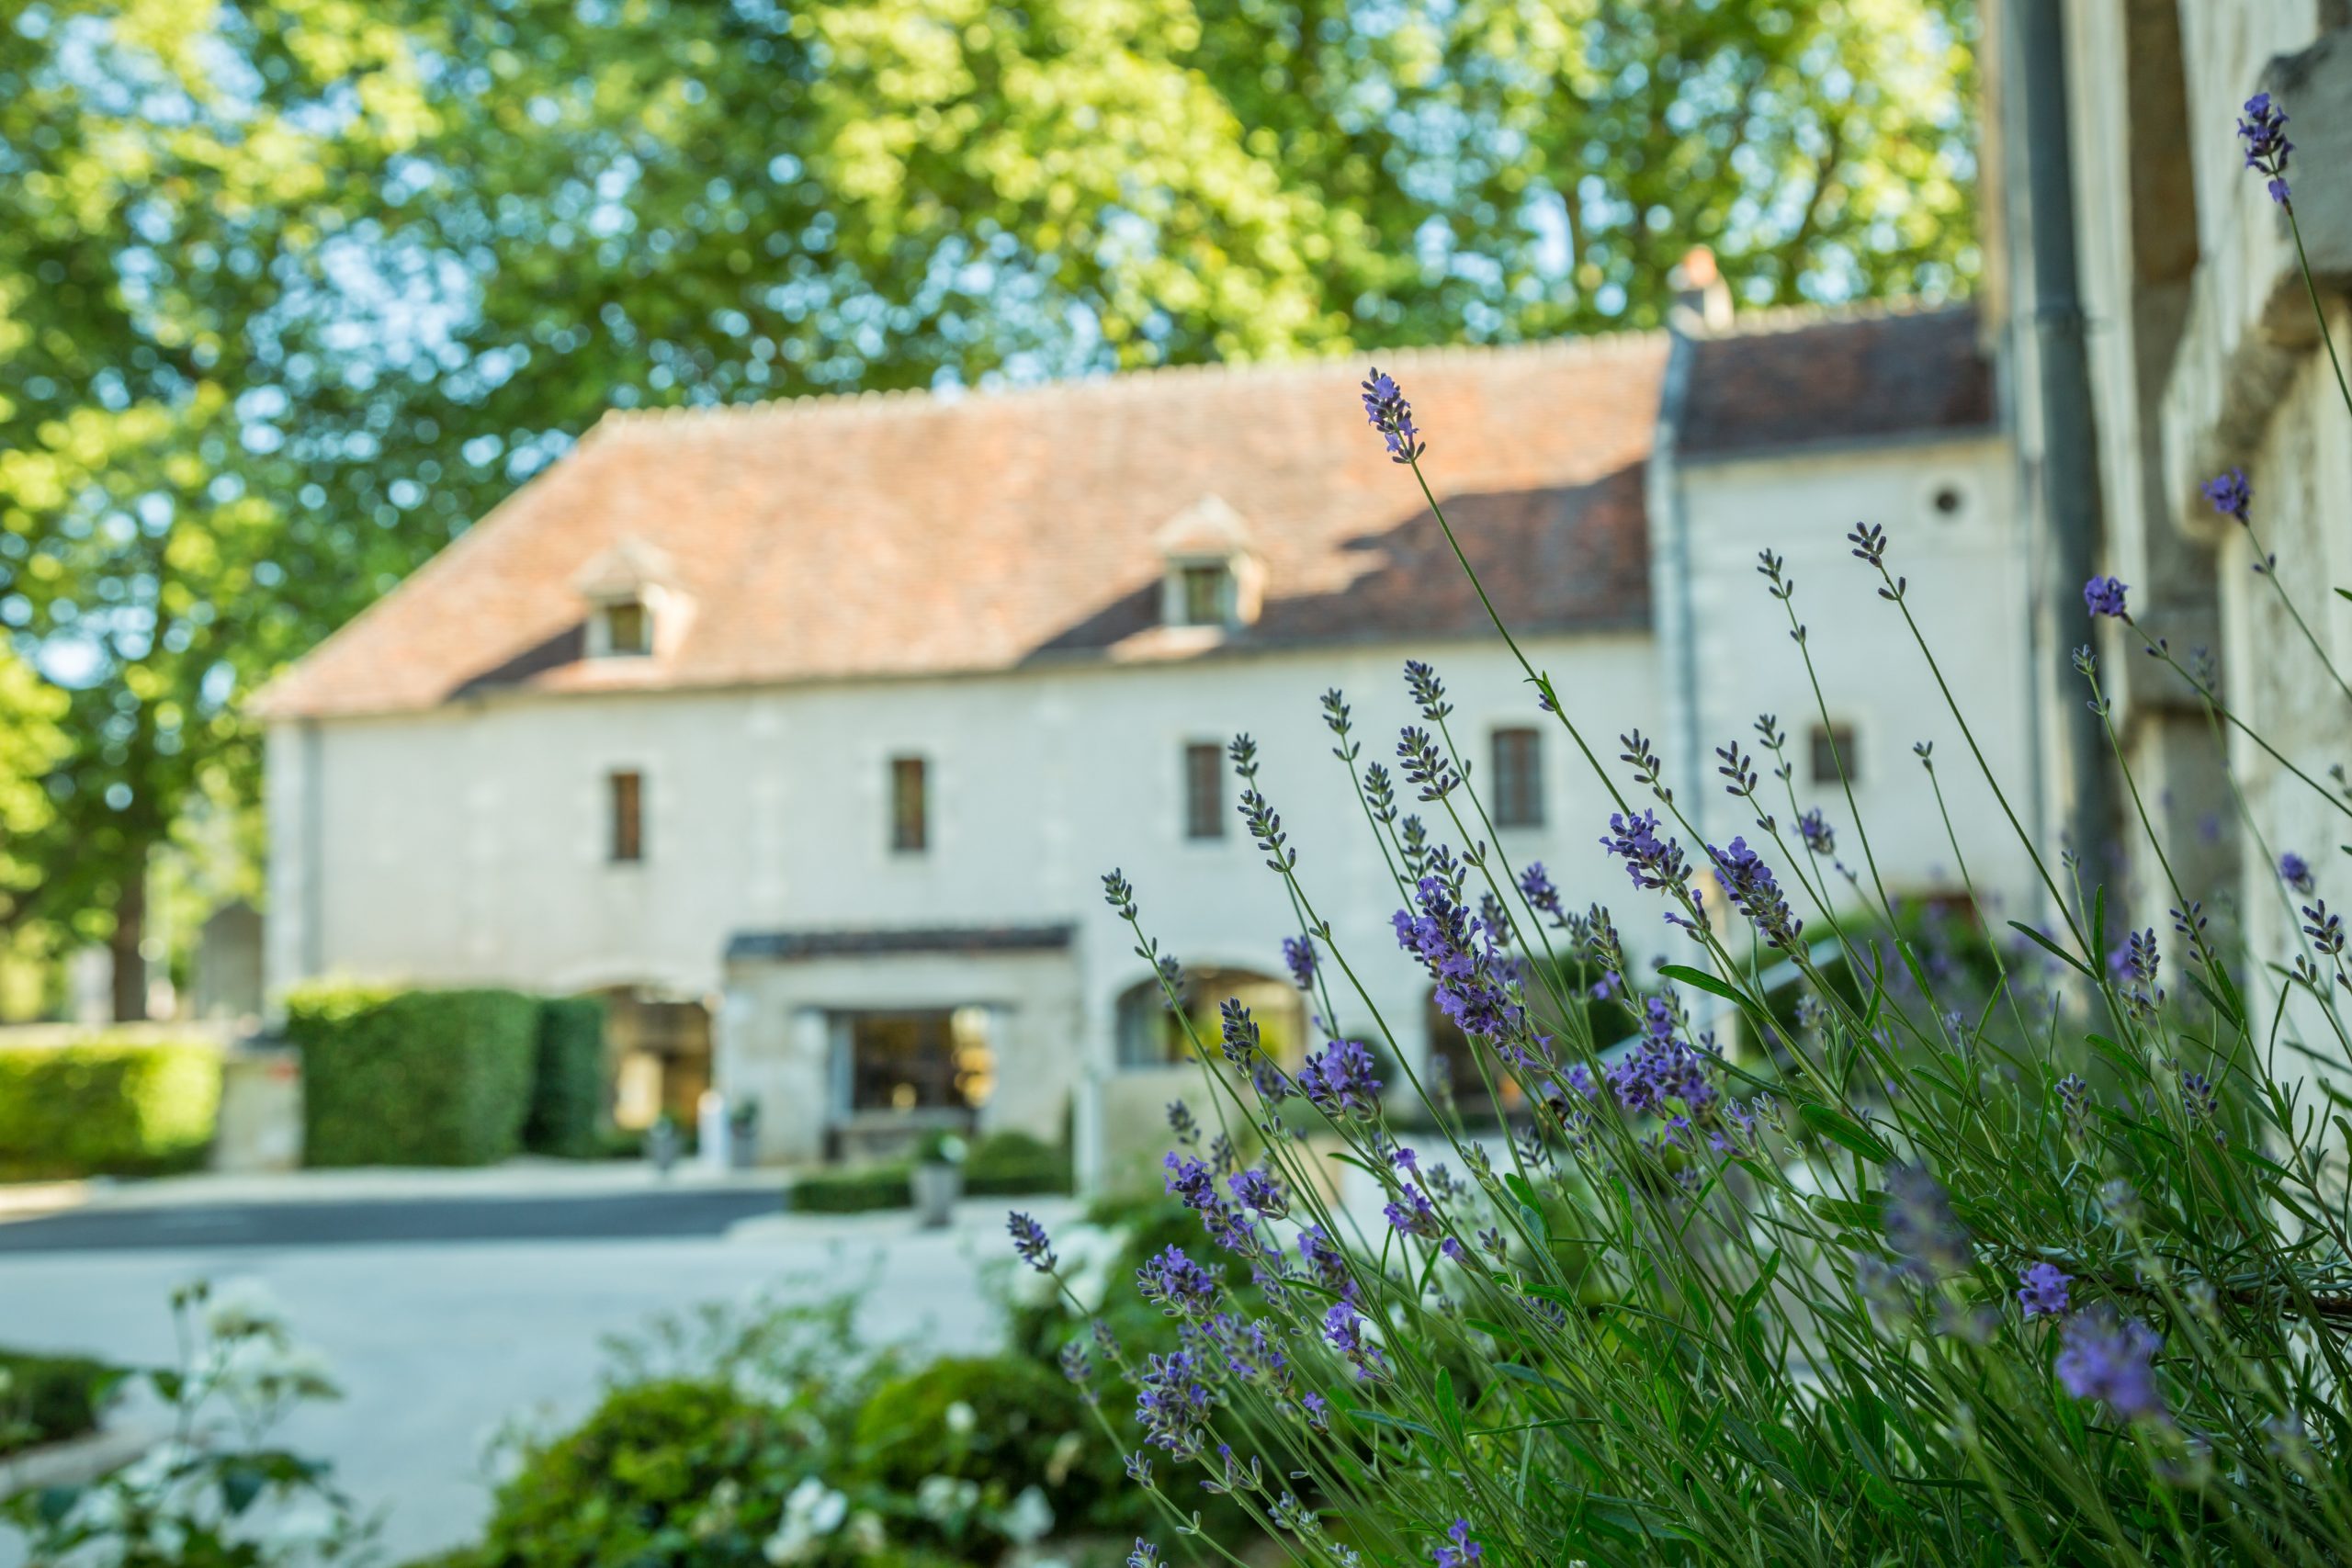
[1669,245,1734,333]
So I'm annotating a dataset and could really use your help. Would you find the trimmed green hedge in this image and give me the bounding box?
[0,1348,121,1458]
[962,1129,1071,1195]
[526,996,606,1157]
[287,985,540,1168]
[0,1041,220,1180]
[786,1164,911,1213]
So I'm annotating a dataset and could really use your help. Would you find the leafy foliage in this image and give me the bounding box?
[962,1129,1074,1196]
[0,1278,366,1567]
[786,1165,912,1214]
[284,984,539,1167]
[1001,150,2352,1561]
[0,2,1978,1010]
[461,1287,1101,1567]
[0,1348,122,1458]
[0,1037,220,1179]
[526,995,607,1158]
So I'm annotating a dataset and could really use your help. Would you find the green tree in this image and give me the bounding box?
[1,0,1975,1017]
[0,0,431,1016]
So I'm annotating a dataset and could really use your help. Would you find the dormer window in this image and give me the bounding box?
[604,598,652,657]
[574,536,687,661]
[1155,496,1262,633]
[1179,563,1234,627]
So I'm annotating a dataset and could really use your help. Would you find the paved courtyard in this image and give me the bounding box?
[0,1183,1069,1564]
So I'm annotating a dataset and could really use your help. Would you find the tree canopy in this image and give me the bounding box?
[0,0,1977,1015]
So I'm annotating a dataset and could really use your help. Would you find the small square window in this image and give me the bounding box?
[1183,743,1225,840]
[1809,723,1858,786]
[605,599,651,656]
[1491,728,1544,828]
[1179,564,1231,626]
[890,756,929,853]
[609,770,644,863]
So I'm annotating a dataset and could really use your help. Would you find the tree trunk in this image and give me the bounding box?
[109,852,148,1022]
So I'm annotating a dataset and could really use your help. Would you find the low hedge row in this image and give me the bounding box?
[961,1129,1072,1196]
[787,1163,911,1213]
[287,985,541,1168]
[286,986,617,1168]
[0,1042,220,1181]
[785,1131,1071,1213]
[0,1348,121,1458]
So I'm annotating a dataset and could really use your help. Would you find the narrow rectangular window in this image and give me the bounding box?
[1809,723,1858,786]
[1183,743,1225,840]
[1492,728,1544,828]
[609,770,644,863]
[890,756,929,853]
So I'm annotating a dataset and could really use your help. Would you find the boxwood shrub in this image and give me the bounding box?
[960,1130,1071,1196]
[286,984,540,1167]
[0,1040,220,1180]
[0,1348,122,1458]
[786,1165,911,1213]
[526,995,606,1157]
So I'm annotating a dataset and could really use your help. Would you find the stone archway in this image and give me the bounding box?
[593,986,713,1131]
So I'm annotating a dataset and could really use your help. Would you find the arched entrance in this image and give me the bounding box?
[1115,967,1306,1072]
[595,986,714,1131]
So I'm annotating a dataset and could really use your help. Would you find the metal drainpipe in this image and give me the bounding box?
[2016,0,2120,904]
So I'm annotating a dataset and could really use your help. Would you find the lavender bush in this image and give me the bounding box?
[1011,105,2352,1568]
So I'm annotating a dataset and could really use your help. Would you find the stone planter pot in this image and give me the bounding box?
[910,1162,963,1227]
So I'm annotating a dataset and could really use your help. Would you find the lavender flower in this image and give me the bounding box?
[2018,1262,2072,1319]
[1884,1163,1971,1281]
[1008,1212,1056,1272]
[1384,1181,1442,1240]
[1297,1224,1350,1293]
[2304,899,2345,956]
[1600,808,1690,893]
[1136,1350,1215,1456]
[1403,659,1452,721]
[2239,92,2292,204]
[2281,852,2315,896]
[1164,1152,1216,1211]
[1058,1337,1093,1394]
[1395,874,1520,1038]
[2203,467,2251,524]
[1217,998,1261,1067]
[1518,861,1564,921]
[2056,1310,2167,1422]
[1129,1541,1160,1568]
[1606,998,1716,1117]
[2082,576,2129,619]
[2182,1070,2224,1142]
[1298,1038,1384,1119]
[1322,1302,1388,1380]
[1282,935,1317,991]
[1227,1167,1287,1220]
[2055,1073,2091,1138]
[1431,1521,1484,1568]
[1710,836,1804,950]
[1798,807,1835,856]
[1136,1245,1221,1318]
[1360,367,1425,463]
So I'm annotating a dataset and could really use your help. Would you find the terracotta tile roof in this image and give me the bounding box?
[1679,303,1994,459]
[254,334,1671,719]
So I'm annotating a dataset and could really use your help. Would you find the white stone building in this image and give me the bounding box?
[255,304,2033,1183]
[1990,1,2352,1055]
